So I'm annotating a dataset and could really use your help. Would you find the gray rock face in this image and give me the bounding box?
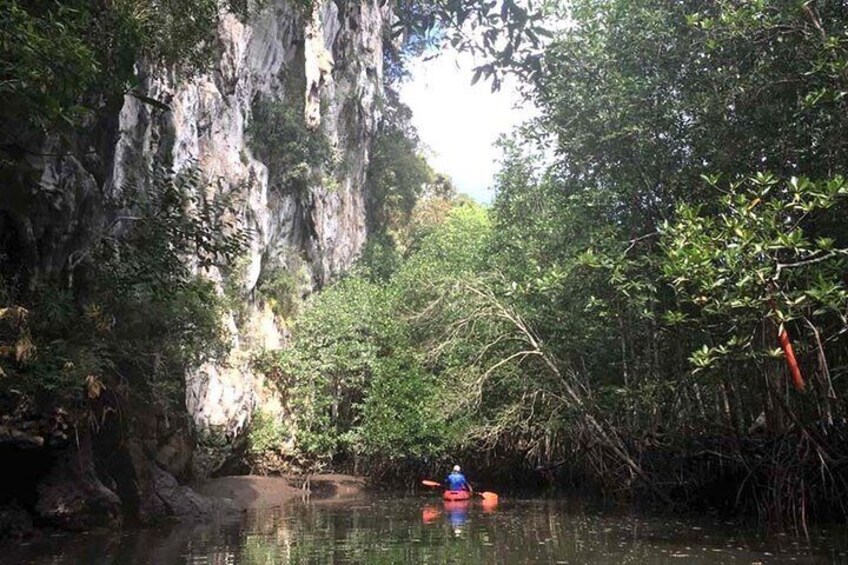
[109,0,390,459]
[151,465,239,521]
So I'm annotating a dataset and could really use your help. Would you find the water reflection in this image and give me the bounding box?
[421,504,440,524]
[422,497,499,533]
[420,499,474,533]
[7,495,848,564]
[445,499,470,531]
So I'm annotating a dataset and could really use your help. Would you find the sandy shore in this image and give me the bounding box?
[196,474,366,510]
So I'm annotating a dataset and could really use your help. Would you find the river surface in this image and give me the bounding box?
[8,494,848,564]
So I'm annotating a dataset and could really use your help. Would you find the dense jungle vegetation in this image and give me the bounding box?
[0,0,537,523]
[0,0,531,419]
[3,0,848,532]
[250,0,848,528]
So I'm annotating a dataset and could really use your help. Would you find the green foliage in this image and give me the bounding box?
[490,0,848,425]
[367,88,433,235]
[245,5,848,523]
[248,409,290,455]
[355,355,450,462]
[662,174,848,371]
[247,97,332,196]
[221,253,254,329]
[356,236,403,283]
[0,0,248,308]
[392,0,550,89]
[397,203,492,286]
[251,204,492,472]
[365,85,464,267]
[104,165,250,282]
[254,275,396,468]
[538,0,848,208]
[0,0,223,135]
[227,0,277,21]
[0,1,99,131]
[250,0,848,516]
[257,255,311,321]
[0,165,247,415]
[462,0,848,507]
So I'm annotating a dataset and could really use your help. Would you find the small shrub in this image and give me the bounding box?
[256,254,311,321]
[247,97,332,196]
[247,409,290,455]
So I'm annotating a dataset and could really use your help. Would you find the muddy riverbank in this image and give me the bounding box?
[196,474,366,510]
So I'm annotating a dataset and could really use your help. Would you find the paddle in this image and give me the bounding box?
[479,491,499,503]
[421,480,499,503]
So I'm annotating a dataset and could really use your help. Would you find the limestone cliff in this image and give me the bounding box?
[110,0,390,469]
[0,0,392,532]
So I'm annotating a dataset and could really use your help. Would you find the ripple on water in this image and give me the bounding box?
[4,495,847,564]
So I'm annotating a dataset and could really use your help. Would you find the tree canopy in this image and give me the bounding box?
[259,0,848,526]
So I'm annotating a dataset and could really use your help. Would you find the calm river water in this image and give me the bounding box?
[8,494,848,564]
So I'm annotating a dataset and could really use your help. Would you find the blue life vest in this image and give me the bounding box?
[446,471,469,491]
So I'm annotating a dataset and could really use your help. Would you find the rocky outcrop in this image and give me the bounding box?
[109,0,390,457]
[0,0,391,531]
[0,400,237,532]
[152,465,239,521]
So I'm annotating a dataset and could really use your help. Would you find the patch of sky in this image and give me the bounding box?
[399,49,536,204]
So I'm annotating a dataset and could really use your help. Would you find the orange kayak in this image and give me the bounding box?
[443,490,472,501]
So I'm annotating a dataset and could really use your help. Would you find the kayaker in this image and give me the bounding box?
[445,465,471,492]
